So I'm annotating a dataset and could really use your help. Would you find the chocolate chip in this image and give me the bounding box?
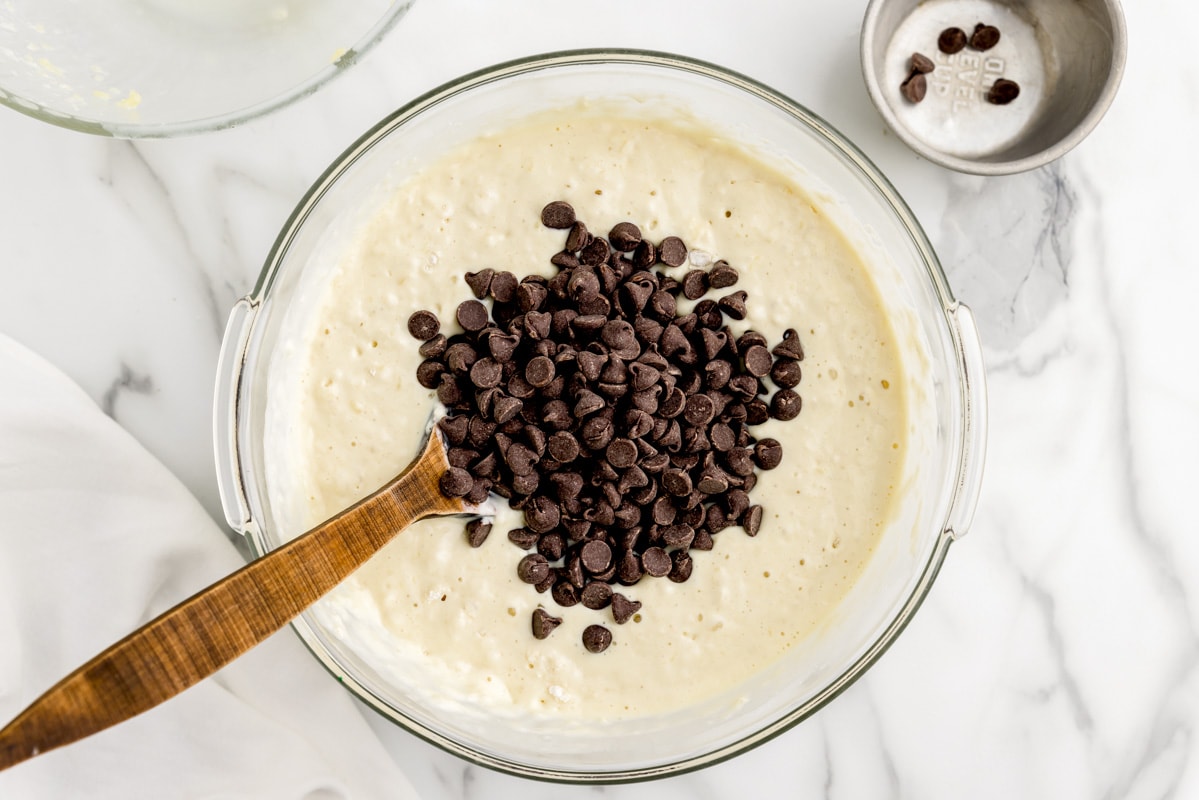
[469,357,503,389]
[419,334,447,359]
[580,237,611,267]
[464,269,494,298]
[661,468,692,497]
[609,222,642,252]
[416,359,444,390]
[769,359,801,389]
[465,518,492,547]
[683,394,716,427]
[611,593,641,624]
[490,271,518,303]
[517,553,551,584]
[681,270,709,300]
[548,431,580,462]
[717,291,748,320]
[754,438,783,470]
[662,524,695,548]
[508,527,539,549]
[564,221,590,252]
[742,505,763,536]
[770,389,802,421]
[581,416,615,450]
[708,260,739,288]
[772,329,805,361]
[532,607,563,639]
[438,467,473,498]
[524,496,560,534]
[580,581,613,610]
[658,236,688,267]
[456,300,489,332]
[970,23,1000,51]
[581,539,613,574]
[517,282,548,312]
[743,344,773,377]
[987,78,1020,105]
[911,52,935,74]
[523,355,555,389]
[541,200,576,229]
[552,580,580,607]
[633,239,657,268]
[582,624,612,653]
[938,27,967,54]
[669,550,693,583]
[641,547,672,578]
[606,438,638,468]
[407,310,440,340]
[492,395,524,424]
[900,72,927,104]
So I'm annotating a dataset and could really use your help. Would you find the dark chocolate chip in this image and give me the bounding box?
[641,547,672,578]
[580,237,611,267]
[669,550,694,583]
[683,394,716,427]
[772,329,805,361]
[464,269,494,298]
[970,23,1000,51]
[465,518,492,547]
[525,495,560,534]
[532,607,562,639]
[490,271,518,303]
[438,467,473,498]
[552,580,580,607]
[580,539,613,573]
[658,236,688,267]
[524,355,556,388]
[770,389,802,421]
[681,270,709,300]
[708,260,739,288]
[456,300,489,332]
[419,334,448,359]
[938,26,967,54]
[517,553,551,584]
[609,222,642,252]
[755,438,783,470]
[743,345,773,377]
[900,73,927,104]
[407,310,440,340]
[662,524,695,548]
[987,78,1020,105]
[508,527,539,549]
[770,358,802,388]
[416,359,445,390]
[611,593,642,624]
[633,239,657,268]
[541,200,576,229]
[717,291,748,320]
[493,395,524,424]
[742,505,763,536]
[469,357,503,389]
[911,52,936,74]
[548,431,580,463]
[565,221,590,252]
[582,624,612,653]
[580,581,613,610]
[606,438,639,469]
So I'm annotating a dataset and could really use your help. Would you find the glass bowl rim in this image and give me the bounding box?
[0,1,413,139]
[233,47,968,783]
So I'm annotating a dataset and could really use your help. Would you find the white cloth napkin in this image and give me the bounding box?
[0,335,421,799]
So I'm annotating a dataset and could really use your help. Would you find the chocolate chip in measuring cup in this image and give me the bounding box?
[969,23,1000,51]
[987,78,1021,105]
[900,73,928,104]
[938,27,967,54]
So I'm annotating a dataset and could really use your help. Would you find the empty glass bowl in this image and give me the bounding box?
[0,0,415,136]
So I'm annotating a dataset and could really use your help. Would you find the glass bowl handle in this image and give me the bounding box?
[213,297,259,534]
[945,302,988,540]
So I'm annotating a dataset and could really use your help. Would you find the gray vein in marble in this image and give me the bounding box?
[100,362,154,419]
[98,141,226,339]
[940,163,1076,356]
[858,687,902,800]
[1074,163,1199,800]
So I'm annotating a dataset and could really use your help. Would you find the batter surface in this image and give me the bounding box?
[265,107,908,719]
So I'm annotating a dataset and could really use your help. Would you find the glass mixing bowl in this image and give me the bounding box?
[0,0,415,137]
[213,50,987,781]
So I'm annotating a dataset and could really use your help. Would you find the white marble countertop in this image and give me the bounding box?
[3,0,1196,797]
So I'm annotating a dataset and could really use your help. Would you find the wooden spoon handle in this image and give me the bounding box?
[0,431,463,772]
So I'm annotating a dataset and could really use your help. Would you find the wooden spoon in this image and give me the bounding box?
[0,428,469,773]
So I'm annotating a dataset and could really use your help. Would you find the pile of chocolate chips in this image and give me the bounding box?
[407,201,805,653]
[901,22,1020,106]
